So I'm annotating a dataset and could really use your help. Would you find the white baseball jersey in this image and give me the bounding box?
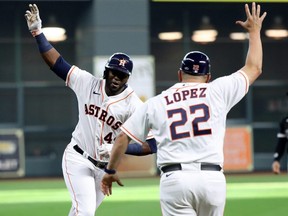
[62,65,146,215]
[121,70,249,168]
[66,66,143,159]
[120,70,248,215]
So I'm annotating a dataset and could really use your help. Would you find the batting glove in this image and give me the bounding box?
[98,144,113,162]
[24,4,42,36]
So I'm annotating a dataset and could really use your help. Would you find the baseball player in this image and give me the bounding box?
[101,2,266,216]
[24,4,157,216]
[272,93,288,174]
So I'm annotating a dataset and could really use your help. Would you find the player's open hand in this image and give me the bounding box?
[101,173,124,196]
[25,4,42,34]
[236,2,267,33]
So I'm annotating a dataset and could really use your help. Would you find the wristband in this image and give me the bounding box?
[147,138,157,153]
[35,33,53,53]
[125,143,142,155]
[31,29,42,37]
[104,167,116,174]
[51,56,71,81]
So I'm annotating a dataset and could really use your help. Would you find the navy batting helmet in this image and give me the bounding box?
[180,51,211,76]
[105,52,133,76]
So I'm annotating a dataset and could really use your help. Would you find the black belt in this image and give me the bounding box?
[73,145,108,169]
[161,163,222,173]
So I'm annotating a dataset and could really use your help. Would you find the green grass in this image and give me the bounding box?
[0,173,288,216]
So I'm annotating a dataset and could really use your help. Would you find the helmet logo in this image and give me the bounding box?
[193,64,200,72]
[119,59,127,67]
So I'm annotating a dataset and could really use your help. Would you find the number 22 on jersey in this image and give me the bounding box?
[167,103,212,140]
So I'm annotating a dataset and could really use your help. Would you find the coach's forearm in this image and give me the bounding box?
[241,31,262,85]
[107,132,130,170]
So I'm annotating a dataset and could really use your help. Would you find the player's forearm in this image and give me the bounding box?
[34,33,70,80]
[34,33,60,67]
[41,48,60,68]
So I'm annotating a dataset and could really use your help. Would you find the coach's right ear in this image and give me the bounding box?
[178,70,183,82]
[206,74,211,83]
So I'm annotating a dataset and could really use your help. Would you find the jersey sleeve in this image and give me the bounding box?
[120,101,150,144]
[211,70,249,112]
[126,92,144,116]
[65,66,96,95]
[124,94,155,141]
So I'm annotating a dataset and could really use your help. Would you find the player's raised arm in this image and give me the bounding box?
[25,4,71,80]
[236,2,267,85]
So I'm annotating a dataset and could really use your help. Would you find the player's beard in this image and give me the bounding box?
[106,78,127,96]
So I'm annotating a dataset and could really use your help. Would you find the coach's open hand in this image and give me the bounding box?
[101,173,124,196]
[235,2,266,33]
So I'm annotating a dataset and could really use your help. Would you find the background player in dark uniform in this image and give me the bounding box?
[272,92,288,174]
